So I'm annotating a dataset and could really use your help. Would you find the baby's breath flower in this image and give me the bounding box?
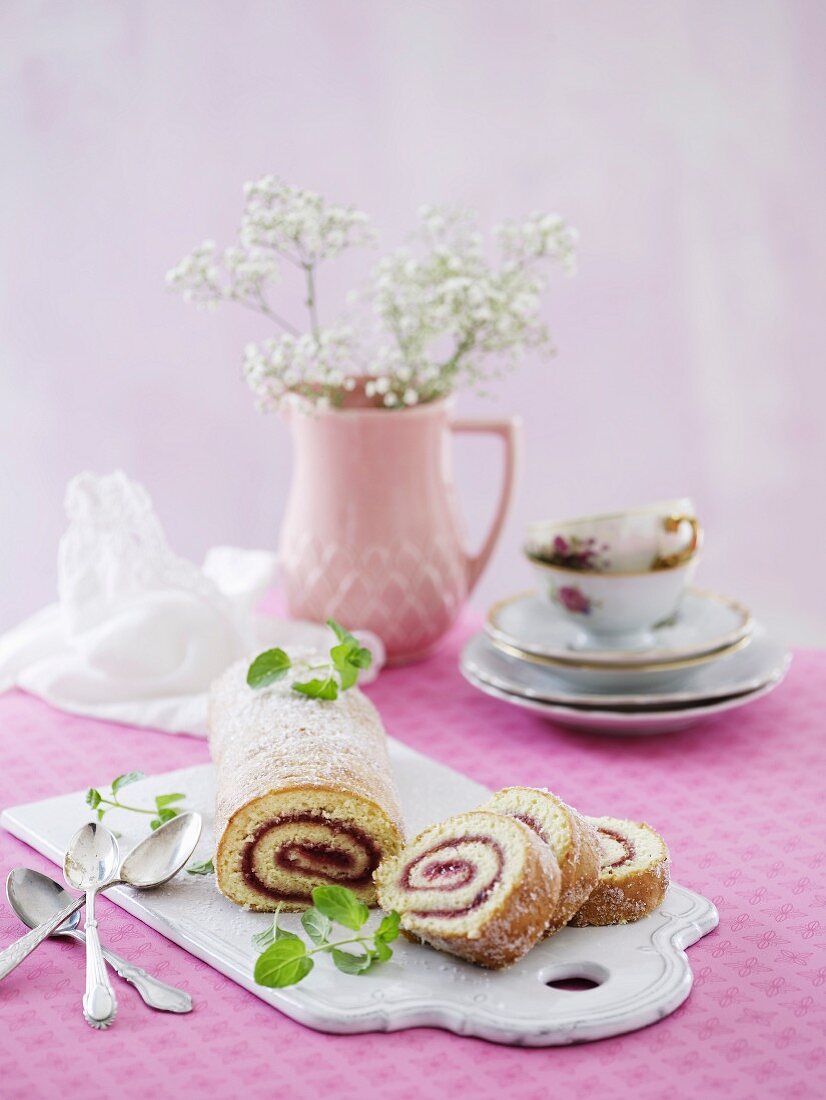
[363,204,574,407]
[240,177,376,262]
[168,179,574,412]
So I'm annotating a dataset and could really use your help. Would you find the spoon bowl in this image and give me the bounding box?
[6,868,82,933]
[63,822,120,893]
[119,812,202,889]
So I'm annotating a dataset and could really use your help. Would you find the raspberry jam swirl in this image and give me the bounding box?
[401,835,504,918]
[596,827,636,869]
[511,813,547,843]
[241,813,380,903]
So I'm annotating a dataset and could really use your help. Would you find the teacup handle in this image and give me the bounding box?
[655,514,702,569]
[450,417,521,595]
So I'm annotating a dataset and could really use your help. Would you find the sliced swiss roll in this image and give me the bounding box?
[569,816,669,926]
[375,810,560,969]
[480,786,600,934]
[208,660,404,911]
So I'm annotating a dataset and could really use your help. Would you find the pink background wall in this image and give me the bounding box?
[2,0,824,642]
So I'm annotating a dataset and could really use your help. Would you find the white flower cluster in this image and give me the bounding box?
[363,205,575,407]
[167,179,575,412]
[241,176,376,262]
[166,239,281,310]
[243,326,358,410]
[167,176,375,335]
[495,211,578,272]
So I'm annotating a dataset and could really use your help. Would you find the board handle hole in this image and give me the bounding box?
[545,976,602,992]
[540,962,608,992]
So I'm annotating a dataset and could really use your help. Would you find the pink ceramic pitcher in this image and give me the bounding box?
[279,398,520,663]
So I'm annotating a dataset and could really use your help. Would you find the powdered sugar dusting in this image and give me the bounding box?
[209,656,404,842]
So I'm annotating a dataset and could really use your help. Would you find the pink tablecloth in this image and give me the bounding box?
[0,615,824,1100]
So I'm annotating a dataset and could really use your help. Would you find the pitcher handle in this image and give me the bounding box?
[450,416,521,596]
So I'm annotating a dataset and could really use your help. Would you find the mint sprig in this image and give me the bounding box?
[253,885,400,989]
[85,772,189,832]
[246,620,373,702]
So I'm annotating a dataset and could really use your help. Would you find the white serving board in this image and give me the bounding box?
[1,741,717,1046]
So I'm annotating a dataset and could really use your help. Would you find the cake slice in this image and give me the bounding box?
[480,786,600,934]
[375,810,560,969]
[569,816,669,926]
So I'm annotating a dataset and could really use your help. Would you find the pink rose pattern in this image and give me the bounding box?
[533,534,611,572]
[554,584,595,615]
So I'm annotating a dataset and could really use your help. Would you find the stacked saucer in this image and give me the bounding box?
[460,501,791,734]
[461,589,790,734]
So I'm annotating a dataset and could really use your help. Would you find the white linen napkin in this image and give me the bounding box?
[0,471,383,736]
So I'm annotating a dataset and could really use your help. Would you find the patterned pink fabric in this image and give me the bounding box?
[0,614,824,1100]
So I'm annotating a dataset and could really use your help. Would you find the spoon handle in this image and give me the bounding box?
[0,896,84,980]
[82,890,117,1029]
[97,942,193,1013]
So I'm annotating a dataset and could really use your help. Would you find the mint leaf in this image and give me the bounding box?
[253,917,278,951]
[375,910,401,944]
[149,807,178,831]
[327,619,356,645]
[247,648,292,689]
[254,939,313,987]
[311,886,369,931]
[331,643,360,690]
[186,858,215,876]
[275,924,299,942]
[85,788,102,810]
[372,937,393,963]
[348,645,372,670]
[155,793,186,809]
[293,677,339,701]
[327,621,371,675]
[253,906,300,951]
[96,807,105,822]
[111,771,145,797]
[331,948,373,975]
[301,908,332,946]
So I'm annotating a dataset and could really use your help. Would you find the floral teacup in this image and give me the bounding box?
[524,500,702,650]
[525,498,701,575]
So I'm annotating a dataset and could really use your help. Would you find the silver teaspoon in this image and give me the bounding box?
[64,822,120,1028]
[0,812,202,983]
[6,868,192,1014]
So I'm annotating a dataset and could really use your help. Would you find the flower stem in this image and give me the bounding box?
[303,263,321,339]
[232,292,301,336]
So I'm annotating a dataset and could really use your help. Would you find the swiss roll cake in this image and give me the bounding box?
[375,810,560,968]
[569,815,669,926]
[208,659,404,911]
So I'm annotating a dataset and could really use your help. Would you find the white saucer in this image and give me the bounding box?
[462,628,790,708]
[485,588,753,668]
[461,665,787,736]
